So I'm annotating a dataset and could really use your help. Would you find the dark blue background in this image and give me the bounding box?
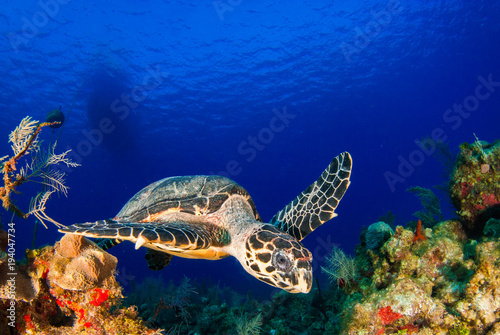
[1,0,499,298]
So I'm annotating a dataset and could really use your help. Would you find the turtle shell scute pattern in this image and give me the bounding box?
[115,175,261,222]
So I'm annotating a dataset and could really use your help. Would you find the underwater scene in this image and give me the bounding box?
[1,1,500,334]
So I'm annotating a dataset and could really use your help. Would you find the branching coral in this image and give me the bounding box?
[407,186,444,227]
[0,116,79,227]
[321,245,357,288]
[413,219,427,242]
[473,133,487,161]
[166,276,197,324]
[130,275,198,330]
[234,311,263,335]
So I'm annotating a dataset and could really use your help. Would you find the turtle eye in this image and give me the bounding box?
[272,250,293,272]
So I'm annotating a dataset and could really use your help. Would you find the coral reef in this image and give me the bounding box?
[306,139,500,334]
[0,229,40,302]
[341,219,500,334]
[449,138,500,234]
[0,231,162,334]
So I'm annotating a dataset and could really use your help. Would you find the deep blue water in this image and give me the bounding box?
[1,0,499,299]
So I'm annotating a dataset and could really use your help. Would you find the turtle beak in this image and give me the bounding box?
[286,259,313,293]
[271,256,313,294]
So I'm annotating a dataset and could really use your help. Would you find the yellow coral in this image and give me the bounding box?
[0,261,40,302]
[0,229,40,301]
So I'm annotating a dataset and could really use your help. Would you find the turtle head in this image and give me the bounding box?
[242,225,312,293]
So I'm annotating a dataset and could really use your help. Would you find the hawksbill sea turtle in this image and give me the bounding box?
[59,152,352,293]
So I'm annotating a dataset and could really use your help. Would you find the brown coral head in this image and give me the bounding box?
[481,164,490,174]
[49,234,117,291]
[55,233,89,258]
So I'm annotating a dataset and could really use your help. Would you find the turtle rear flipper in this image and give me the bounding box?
[270,152,352,241]
[59,220,213,251]
[145,249,173,270]
[87,237,173,270]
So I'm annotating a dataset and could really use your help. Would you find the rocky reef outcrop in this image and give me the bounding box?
[0,233,161,334]
[342,220,497,334]
[336,138,500,334]
[449,139,500,234]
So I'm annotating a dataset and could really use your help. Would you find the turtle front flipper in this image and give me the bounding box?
[59,219,213,252]
[270,152,352,241]
[97,238,122,251]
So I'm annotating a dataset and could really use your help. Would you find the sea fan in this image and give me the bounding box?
[21,144,79,196]
[1,116,79,227]
[170,276,197,322]
[234,312,263,335]
[406,186,444,227]
[9,116,39,156]
[321,245,357,288]
[28,191,61,228]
